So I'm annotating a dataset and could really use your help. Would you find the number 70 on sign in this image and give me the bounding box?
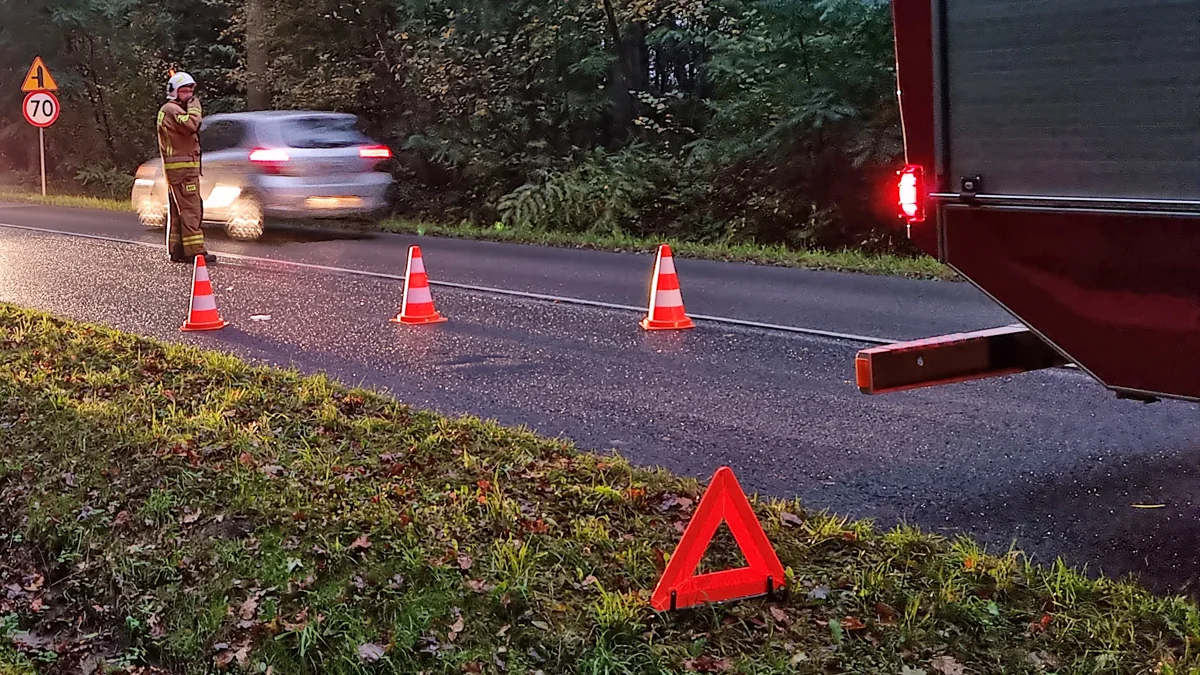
[23,91,60,128]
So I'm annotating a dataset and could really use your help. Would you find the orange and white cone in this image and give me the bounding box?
[391,245,447,325]
[181,255,229,332]
[641,244,695,331]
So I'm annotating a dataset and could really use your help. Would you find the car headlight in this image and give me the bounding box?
[204,185,242,209]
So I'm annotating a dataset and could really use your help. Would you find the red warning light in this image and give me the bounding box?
[898,164,925,223]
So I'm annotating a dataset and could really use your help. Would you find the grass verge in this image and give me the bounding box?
[0,189,952,280]
[381,221,953,280]
[0,190,133,213]
[1,303,1197,674]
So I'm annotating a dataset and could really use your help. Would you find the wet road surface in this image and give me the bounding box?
[0,202,1012,341]
[1,219,1199,596]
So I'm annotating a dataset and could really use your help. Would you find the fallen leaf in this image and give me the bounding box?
[769,606,790,624]
[63,472,77,487]
[350,534,371,551]
[652,547,668,574]
[841,616,866,631]
[1030,613,1053,634]
[1027,651,1059,669]
[239,596,259,621]
[477,480,491,491]
[357,643,385,663]
[112,511,130,527]
[29,597,43,612]
[238,452,255,467]
[496,624,511,637]
[807,585,830,600]
[23,575,44,592]
[930,655,965,675]
[901,667,928,675]
[457,554,473,570]
[462,662,483,674]
[183,510,202,524]
[449,616,465,637]
[683,656,734,672]
[530,620,550,630]
[876,602,896,624]
[780,512,803,527]
[233,642,252,668]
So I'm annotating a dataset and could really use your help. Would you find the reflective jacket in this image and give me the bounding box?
[156,99,203,182]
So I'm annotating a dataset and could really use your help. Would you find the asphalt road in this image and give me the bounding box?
[0,202,1011,341]
[2,206,1200,597]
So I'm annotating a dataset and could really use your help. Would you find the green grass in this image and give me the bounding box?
[0,190,132,212]
[382,220,954,280]
[0,188,953,280]
[0,303,1198,674]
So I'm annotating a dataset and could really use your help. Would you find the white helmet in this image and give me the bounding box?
[166,72,197,100]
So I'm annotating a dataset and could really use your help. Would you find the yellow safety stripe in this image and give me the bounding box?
[163,160,200,170]
[181,236,205,245]
[157,111,165,126]
[176,113,192,123]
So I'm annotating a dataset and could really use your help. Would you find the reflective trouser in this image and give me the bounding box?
[166,175,206,259]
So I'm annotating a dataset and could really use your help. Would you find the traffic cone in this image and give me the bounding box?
[391,245,447,325]
[181,255,228,332]
[641,244,695,331]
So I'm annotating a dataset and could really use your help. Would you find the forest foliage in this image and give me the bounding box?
[0,0,914,253]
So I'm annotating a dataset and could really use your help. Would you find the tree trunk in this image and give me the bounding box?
[246,0,271,110]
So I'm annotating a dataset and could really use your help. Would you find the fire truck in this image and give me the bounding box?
[855,0,1200,403]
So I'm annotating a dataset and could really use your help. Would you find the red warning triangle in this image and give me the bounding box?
[651,466,786,611]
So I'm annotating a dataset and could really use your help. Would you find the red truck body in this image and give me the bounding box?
[869,0,1200,403]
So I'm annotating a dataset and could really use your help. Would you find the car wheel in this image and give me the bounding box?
[138,199,167,230]
[225,195,264,240]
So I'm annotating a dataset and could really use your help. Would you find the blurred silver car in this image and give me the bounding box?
[132,110,393,240]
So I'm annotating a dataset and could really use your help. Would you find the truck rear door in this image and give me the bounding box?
[939,0,1200,206]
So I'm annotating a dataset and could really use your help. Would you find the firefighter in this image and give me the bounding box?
[157,72,214,264]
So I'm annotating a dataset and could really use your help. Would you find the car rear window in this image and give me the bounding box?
[280,117,370,149]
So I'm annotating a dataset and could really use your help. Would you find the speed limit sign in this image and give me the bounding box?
[22,91,59,128]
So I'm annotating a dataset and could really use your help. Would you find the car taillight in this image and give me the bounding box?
[359,145,391,160]
[898,164,925,223]
[249,148,290,174]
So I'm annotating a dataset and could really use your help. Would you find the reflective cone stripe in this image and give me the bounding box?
[391,245,447,325]
[181,255,229,331]
[641,244,695,331]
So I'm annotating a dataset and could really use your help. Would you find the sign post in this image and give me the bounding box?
[20,57,59,197]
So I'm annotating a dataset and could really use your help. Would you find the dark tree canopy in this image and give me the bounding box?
[0,0,910,253]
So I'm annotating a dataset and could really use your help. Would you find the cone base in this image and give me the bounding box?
[181,319,229,332]
[391,313,448,326]
[641,316,695,331]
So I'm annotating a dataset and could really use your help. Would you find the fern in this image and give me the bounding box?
[498,147,668,235]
